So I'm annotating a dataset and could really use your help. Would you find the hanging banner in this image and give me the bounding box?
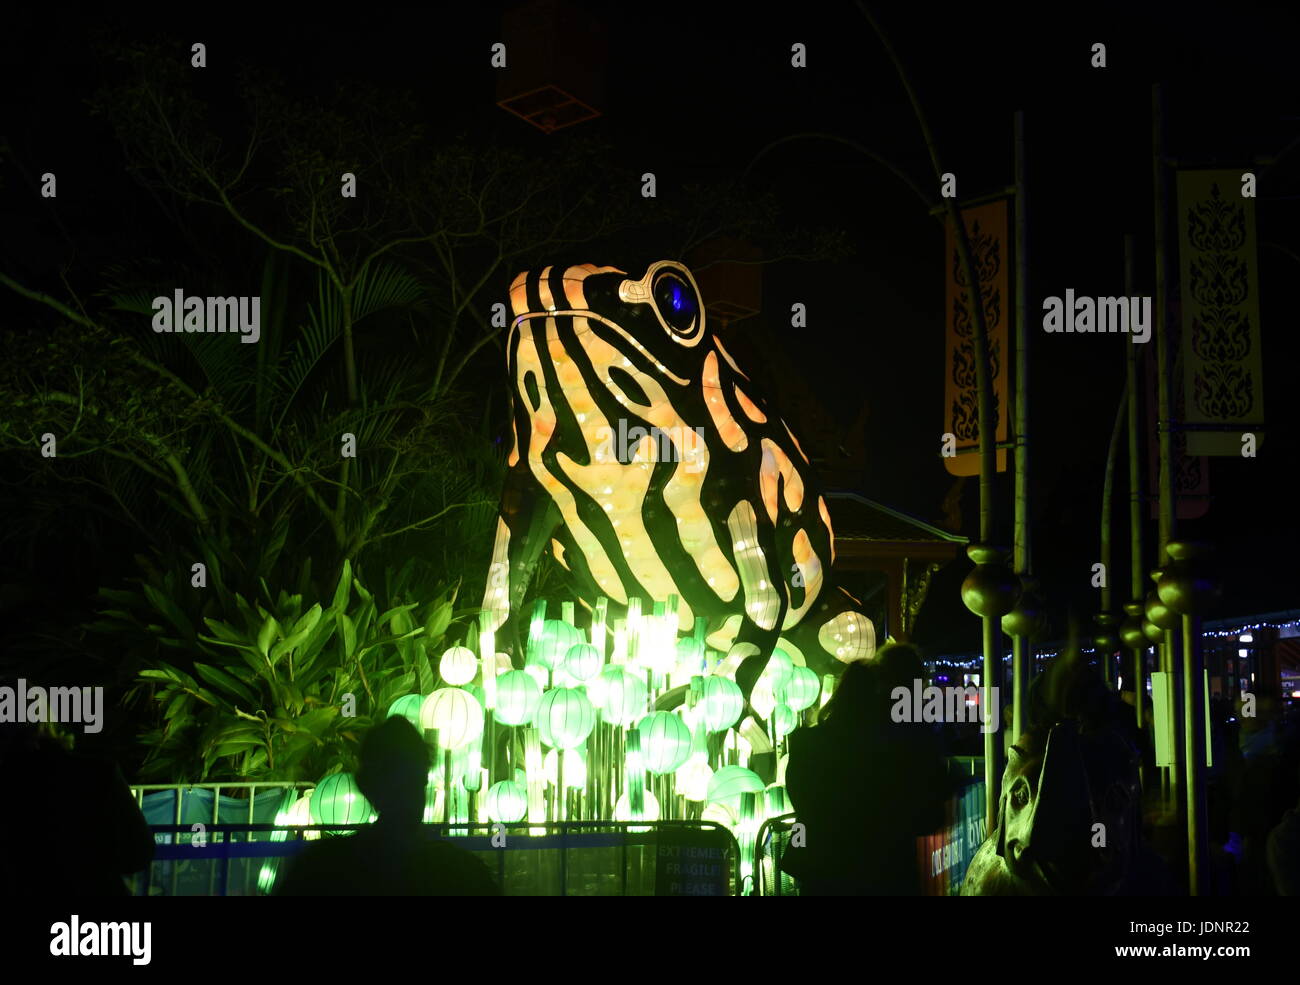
[943,200,1009,476]
[1175,170,1265,456]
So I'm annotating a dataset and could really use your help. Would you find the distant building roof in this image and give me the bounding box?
[825,492,968,546]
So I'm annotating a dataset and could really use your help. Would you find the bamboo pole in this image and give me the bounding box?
[859,2,1002,838]
[1012,110,1032,743]
[1152,83,1182,815]
[1124,234,1145,735]
[1100,389,1127,685]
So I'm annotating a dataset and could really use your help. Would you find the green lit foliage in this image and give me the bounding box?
[114,559,474,782]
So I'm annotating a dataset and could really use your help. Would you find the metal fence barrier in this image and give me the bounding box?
[754,772,987,896]
[129,820,740,897]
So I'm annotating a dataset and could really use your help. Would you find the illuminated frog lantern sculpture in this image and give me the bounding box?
[961,646,1171,895]
[480,260,875,700]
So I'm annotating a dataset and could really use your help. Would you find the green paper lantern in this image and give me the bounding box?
[420,687,484,748]
[590,666,648,726]
[310,772,373,825]
[700,675,743,732]
[783,666,821,711]
[486,780,528,823]
[675,759,713,802]
[544,747,588,788]
[772,703,798,739]
[534,619,584,669]
[386,693,424,729]
[439,645,478,686]
[615,788,660,822]
[706,765,764,811]
[563,642,604,681]
[763,649,795,691]
[493,670,542,726]
[536,687,596,749]
[637,711,692,775]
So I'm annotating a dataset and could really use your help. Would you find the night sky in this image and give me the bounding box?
[4,1,1297,665]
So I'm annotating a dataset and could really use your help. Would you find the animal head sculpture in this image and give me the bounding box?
[961,641,1150,895]
[480,260,876,705]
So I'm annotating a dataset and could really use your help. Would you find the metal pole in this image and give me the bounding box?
[1152,83,1182,814]
[1100,390,1126,687]
[1012,110,1032,743]
[1124,234,1145,733]
[1183,612,1208,894]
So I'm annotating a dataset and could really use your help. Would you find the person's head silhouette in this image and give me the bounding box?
[356,717,429,827]
[819,659,879,729]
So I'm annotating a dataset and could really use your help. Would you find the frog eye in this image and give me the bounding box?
[652,271,701,340]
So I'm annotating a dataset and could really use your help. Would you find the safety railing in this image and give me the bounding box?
[753,772,987,896]
[130,819,741,897]
[130,782,315,827]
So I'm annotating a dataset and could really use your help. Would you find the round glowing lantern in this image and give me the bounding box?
[386,693,424,729]
[486,780,528,823]
[772,704,798,739]
[310,772,372,825]
[534,619,583,669]
[637,711,692,775]
[493,670,541,726]
[439,646,478,686]
[615,788,661,822]
[676,637,705,672]
[751,677,777,720]
[590,666,648,726]
[702,801,736,829]
[675,760,713,802]
[563,642,603,682]
[278,794,321,841]
[419,687,484,749]
[707,765,764,811]
[536,687,596,749]
[783,666,821,711]
[543,747,588,788]
[700,675,743,732]
[764,649,795,691]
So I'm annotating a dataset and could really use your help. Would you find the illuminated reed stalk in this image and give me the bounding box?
[626,727,645,820]
[525,727,545,826]
[558,749,567,822]
[592,597,609,653]
[527,599,547,665]
[739,790,758,881]
[820,673,836,709]
[479,612,497,711]
[612,620,627,666]
[627,597,642,665]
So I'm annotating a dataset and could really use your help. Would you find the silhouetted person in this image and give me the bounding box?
[1267,773,1300,895]
[275,717,499,895]
[781,647,949,895]
[0,718,154,895]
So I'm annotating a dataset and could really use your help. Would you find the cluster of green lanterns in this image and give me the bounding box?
[306,596,833,880]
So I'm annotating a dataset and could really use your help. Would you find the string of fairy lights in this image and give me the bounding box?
[925,612,1300,672]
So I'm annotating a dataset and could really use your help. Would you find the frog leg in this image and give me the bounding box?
[780,583,877,678]
[723,500,788,703]
[481,467,561,665]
